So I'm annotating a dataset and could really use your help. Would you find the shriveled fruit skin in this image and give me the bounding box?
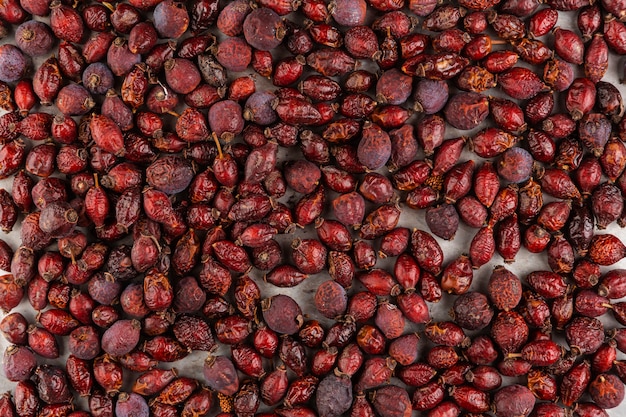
[498,66,545,100]
[427,203,460,240]
[3,345,37,381]
[153,0,189,39]
[203,356,239,396]
[243,7,285,51]
[90,114,124,156]
[0,45,29,82]
[315,374,352,417]
[444,92,489,130]
[101,319,141,356]
[493,384,535,417]
[372,385,411,417]
[357,122,391,170]
[588,373,625,409]
[262,294,303,335]
[452,291,493,330]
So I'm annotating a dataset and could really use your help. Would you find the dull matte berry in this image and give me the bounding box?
[55,84,95,116]
[243,7,286,51]
[357,122,391,170]
[314,280,347,319]
[15,20,54,56]
[0,44,29,83]
[262,295,303,335]
[115,392,149,417]
[452,291,494,330]
[372,385,411,417]
[34,364,72,404]
[101,319,141,356]
[588,373,625,409]
[203,355,239,396]
[331,0,367,26]
[82,63,114,96]
[164,58,201,95]
[425,204,459,240]
[316,373,353,417]
[284,160,321,194]
[216,37,252,72]
[208,100,245,141]
[497,147,533,183]
[493,384,535,417]
[3,345,37,381]
[153,0,189,39]
[244,91,278,125]
[444,92,489,130]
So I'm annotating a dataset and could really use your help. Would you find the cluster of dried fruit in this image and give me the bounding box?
[2,0,626,416]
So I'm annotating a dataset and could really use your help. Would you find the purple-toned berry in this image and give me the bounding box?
[15,21,54,56]
[0,45,29,82]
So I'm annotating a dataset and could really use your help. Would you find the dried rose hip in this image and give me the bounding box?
[452,291,494,330]
[315,373,352,417]
[203,355,239,396]
[262,295,303,335]
[371,385,411,417]
[314,280,347,319]
[101,319,140,357]
[493,384,535,417]
[588,373,625,409]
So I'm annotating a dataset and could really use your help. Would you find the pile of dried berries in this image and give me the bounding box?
[2,0,626,416]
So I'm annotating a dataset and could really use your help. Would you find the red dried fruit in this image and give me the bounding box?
[588,373,625,409]
[314,280,347,319]
[424,321,468,347]
[589,233,626,265]
[3,345,36,382]
[498,67,546,100]
[316,373,353,417]
[451,291,494,330]
[412,380,445,411]
[585,34,609,83]
[493,384,535,417]
[262,295,303,335]
[372,385,411,417]
[465,365,502,391]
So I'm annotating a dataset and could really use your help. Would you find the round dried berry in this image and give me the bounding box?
[493,384,535,417]
[262,294,303,335]
[208,99,245,141]
[243,7,286,51]
[588,373,625,409]
[452,291,494,330]
[566,316,604,355]
[445,92,489,131]
[330,0,367,27]
[3,345,36,381]
[15,21,54,57]
[314,280,348,319]
[101,319,141,356]
[425,204,459,240]
[153,0,189,39]
[164,58,201,95]
[497,147,533,183]
[0,45,29,82]
[284,159,321,194]
[216,37,252,72]
[116,392,149,417]
[316,373,353,417]
[244,91,277,125]
[414,79,449,114]
[357,122,392,170]
[82,63,114,96]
